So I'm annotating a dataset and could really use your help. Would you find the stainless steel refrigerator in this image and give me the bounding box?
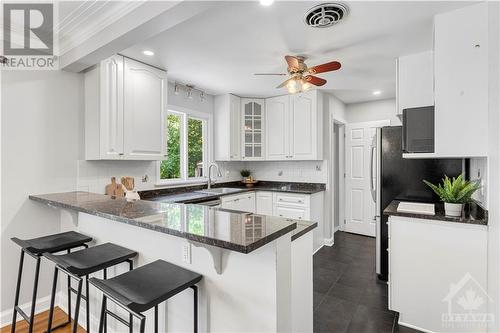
[373,126,464,281]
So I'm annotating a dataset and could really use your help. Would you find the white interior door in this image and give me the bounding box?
[345,120,389,237]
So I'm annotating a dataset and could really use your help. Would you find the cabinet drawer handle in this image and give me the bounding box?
[234,198,240,202]
[119,153,124,156]
[279,214,283,217]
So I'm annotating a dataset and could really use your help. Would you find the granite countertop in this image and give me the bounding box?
[29,192,317,253]
[139,181,326,203]
[383,200,488,225]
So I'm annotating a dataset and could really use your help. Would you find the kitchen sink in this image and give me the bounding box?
[195,188,244,195]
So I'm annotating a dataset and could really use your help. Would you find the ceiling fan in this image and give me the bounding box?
[254,55,341,93]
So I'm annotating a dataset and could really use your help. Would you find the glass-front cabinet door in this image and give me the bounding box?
[241,98,265,160]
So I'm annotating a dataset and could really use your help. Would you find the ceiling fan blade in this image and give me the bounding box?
[308,61,341,74]
[276,78,294,89]
[285,55,300,71]
[254,73,287,76]
[304,75,327,86]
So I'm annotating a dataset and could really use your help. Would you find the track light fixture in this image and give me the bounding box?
[174,82,206,102]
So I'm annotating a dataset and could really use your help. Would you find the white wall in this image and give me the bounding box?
[1,70,83,318]
[346,99,400,125]
[470,157,488,207]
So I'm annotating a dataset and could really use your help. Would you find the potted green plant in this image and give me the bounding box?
[240,169,251,180]
[423,174,480,217]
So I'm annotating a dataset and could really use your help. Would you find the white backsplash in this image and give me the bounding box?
[76,160,244,193]
[237,160,327,184]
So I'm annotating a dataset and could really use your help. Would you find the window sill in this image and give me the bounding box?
[155,178,208,188]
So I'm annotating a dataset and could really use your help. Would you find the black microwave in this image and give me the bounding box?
[402,106,435,153]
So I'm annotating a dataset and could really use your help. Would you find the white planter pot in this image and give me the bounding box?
[444,202,463,217]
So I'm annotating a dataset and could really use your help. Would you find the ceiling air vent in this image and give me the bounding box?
[304,3,348,28]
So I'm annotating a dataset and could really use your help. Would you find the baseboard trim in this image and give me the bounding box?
[0,294,53,327]
[334,225,342,233]
[313,243,325,254]
[397,319,435,333]
[324,237,334,246]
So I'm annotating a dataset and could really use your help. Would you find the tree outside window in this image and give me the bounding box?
[159,110,207,182]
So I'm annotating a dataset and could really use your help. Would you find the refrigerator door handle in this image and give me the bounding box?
[370,144,376,202]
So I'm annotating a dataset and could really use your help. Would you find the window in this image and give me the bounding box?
[158,109,209,184]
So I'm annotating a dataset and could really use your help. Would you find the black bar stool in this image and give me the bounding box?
[10,231,92,333]
[43,242,138,333]
[89,260,202,333]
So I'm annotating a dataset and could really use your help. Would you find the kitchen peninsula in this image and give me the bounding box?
[29,191,317,333]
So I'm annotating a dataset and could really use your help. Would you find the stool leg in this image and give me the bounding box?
[191,286,198,333]
[103,269,107,333]
[86,276,90,333]
[67,249,72,324]
[46,267,59,333]
[154,306,158,333]
[27,256,41,333]
[11,250,25,333]
[98,296,106,333]
[72,279,83,333]
[128,260,134,333]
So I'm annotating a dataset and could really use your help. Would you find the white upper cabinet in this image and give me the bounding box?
[214,94,241,161]
[85,55,167,160]
[241,98,265,160]
[433,2,488,157]
[266,90,323,160]
[265,95,290,160]
[396,51,434,116]
[123,58,167,160]
[290,91,322,160]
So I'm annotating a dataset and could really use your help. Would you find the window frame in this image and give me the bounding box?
[156,106,211,186]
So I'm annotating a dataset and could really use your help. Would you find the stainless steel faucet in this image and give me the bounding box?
[207,163,222,189]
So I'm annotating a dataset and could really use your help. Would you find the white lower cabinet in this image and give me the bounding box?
[388,216,487,332]
[256,191,273,215]
[221,191,324,251]
[221,192,256,213]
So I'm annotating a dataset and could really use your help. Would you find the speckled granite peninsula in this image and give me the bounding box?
[29,191,317,253]
[138,181,326,202]
[30,191,317,332]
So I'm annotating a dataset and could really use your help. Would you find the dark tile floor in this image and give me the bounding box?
[313,231,422,333]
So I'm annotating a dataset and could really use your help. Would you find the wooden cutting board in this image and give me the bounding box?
[105,177,125,197]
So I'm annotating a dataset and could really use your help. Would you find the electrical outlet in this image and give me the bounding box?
[182,243,191,264]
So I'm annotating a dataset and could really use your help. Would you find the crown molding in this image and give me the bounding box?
[58,1,144,55]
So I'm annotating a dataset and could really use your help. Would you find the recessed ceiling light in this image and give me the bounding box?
[142,50,154,56]
[260,0,274,6]
[373,90,381,95]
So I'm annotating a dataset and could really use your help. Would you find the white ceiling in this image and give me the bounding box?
[122,1,472,104]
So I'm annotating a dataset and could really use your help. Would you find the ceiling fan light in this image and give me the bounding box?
[301,81,312,92]
[286,79,299,94]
